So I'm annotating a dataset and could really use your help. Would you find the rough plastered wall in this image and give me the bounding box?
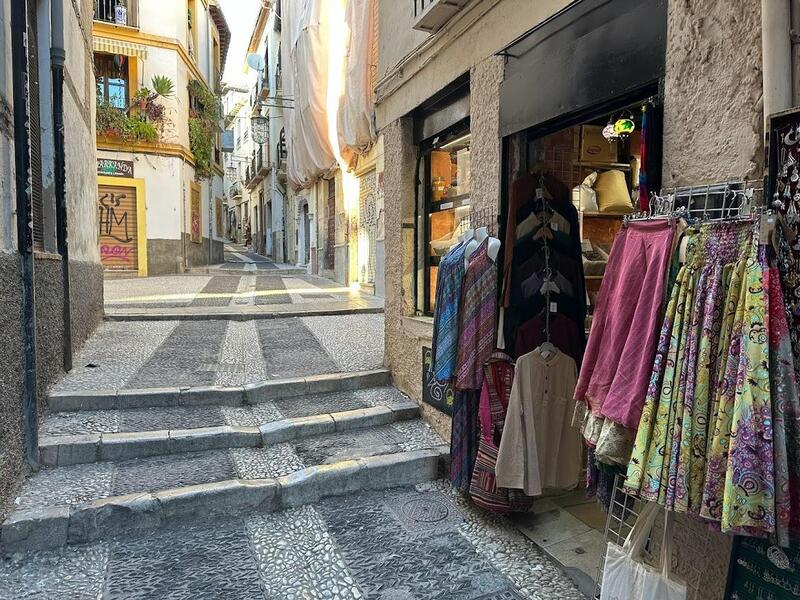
[469,56,504,222]
[658,2,765,597]
[662,0,763,186]
[383,118,452,438]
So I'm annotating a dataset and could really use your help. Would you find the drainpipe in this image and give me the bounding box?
[762,0,793,128]
[51,0,71,372]
[11,0,40,470]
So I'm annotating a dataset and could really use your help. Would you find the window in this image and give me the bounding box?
[424,127,471,312]
[95,53,129,109]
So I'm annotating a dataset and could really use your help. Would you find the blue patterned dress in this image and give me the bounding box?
[431,241,467,382]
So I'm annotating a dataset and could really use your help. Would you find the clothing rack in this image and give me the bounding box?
[593,475,710,600]
[624,180,764,225]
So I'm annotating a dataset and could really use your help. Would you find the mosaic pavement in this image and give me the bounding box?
[52,314,385,393]
[0,486,586,600]
[103,273,376,309]
[18,420,441,511]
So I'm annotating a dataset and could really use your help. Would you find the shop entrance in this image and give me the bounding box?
[97,177,146,276]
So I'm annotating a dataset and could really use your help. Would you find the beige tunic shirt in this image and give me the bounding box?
[495,350,583,495]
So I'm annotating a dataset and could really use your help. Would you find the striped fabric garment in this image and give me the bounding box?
[455,238,498,391]
[431,242,467,382]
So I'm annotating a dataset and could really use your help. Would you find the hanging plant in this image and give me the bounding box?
[187,79,221,181]
[96,74,174,143]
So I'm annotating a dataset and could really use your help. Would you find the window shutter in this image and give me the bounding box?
[27,0,44,251]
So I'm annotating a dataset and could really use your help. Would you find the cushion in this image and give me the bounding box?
[594,169,633,213]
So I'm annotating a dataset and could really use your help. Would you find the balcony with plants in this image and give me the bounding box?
[188,79,223,181]
[96,75,174,145]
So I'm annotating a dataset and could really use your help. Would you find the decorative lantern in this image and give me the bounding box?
[251,114,269,145]
[613,118,635,138]
[225,165,237,181]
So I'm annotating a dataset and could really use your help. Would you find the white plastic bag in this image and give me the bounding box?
[571,171,599,211]
[599,502,687,600]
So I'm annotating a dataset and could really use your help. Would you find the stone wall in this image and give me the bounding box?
[656,2,766,596]
[662,0,763,186]
[469,56,504,220]
[0,253,24,521]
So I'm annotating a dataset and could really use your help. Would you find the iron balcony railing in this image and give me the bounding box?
[229,181,242,197]
[94,0,139,27]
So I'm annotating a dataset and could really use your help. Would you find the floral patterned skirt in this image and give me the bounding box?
[625,221,779,538]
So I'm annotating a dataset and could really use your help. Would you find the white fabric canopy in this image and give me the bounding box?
[281,0,377,189]
[337,0,376,158]
[281,0,336,189]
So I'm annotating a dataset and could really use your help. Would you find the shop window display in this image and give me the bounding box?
[425,129,472,312]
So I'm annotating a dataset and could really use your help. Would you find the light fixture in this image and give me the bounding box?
[439,133,471,151]
[251,114,269,144]
[225,166,237,180]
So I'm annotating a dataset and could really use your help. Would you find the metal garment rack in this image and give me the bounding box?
[592,476,711,600]
[624,180,764,225]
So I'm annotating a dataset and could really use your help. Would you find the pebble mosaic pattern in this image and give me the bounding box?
[110,451,237,496]
[246,506,363,599]
[0,542,109,600]
[420,481,587,600]
[293,421,442,465]
[189,275,243,308]
[254,276,292,305]
[318,489,514,599]
[17,422,435,510]
[256,318,340,379]
[104,275,211,307]
[41,410,121,436]
[301,313,385,372]
[53,321,178,392]
[16,462,114,510]
[125,321,228,389]
[40,387,413,437]
[214,320,267,386]
[55,315,384,394]
[230,444,305,479]
[0,485,588,600]
[103,521,265,599]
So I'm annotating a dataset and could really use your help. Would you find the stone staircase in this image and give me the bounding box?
[1,372,448,555]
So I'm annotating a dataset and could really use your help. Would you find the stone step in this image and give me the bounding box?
[47,369,391,412]
[40,403,420,466]
[2,421,447,554]
[103,304,385,322]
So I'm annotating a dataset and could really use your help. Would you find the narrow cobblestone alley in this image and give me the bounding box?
[0,267,585,599]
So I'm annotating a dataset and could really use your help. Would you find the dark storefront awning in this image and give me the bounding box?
[498,0,667,137]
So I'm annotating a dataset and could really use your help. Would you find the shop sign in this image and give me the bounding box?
[97,158,134,178]
[421,347,454,416]
[725,536,800,599]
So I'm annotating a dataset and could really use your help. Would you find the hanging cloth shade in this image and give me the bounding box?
[93,37,148,60]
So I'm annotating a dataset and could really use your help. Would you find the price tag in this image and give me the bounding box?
[439,202,454,210]
[536,188,544,200]
[550,222,559,231]
[550,302,558,313]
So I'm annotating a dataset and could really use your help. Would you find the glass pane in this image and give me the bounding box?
[107,79,127,109]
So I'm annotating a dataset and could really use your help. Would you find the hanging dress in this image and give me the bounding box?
[455,237,497,391]
[430,241,466,382]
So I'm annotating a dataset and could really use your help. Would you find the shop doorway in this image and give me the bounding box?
[97,178,146,276]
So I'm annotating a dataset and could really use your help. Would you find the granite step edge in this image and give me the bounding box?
[103,305,385,322]
[1,447,449,555]
[48,369,392,412]
[39,404,421,466]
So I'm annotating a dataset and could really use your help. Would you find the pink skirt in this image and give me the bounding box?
[575,219,674,429]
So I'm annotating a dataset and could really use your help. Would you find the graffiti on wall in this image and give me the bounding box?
[98,184,138,270]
